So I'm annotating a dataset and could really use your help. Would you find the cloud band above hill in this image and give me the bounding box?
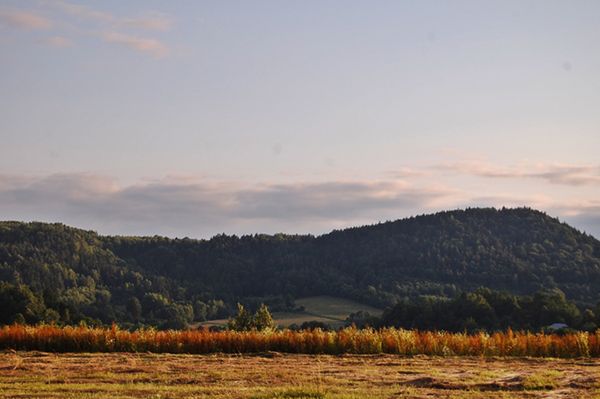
[0,174,451,237]
[0,170,598,239]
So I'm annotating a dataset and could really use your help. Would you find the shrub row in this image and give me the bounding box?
[0,324,598,357]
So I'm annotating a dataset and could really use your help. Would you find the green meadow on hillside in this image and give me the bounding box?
[201,296,382,329]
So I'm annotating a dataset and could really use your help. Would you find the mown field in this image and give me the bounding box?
[1,351,599,399]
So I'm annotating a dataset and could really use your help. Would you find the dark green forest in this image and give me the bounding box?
[377,287,600,332]
[1,207,600,330]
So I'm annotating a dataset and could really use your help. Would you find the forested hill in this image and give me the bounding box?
[1,207,600,328]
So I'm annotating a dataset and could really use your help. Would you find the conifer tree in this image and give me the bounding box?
[228,303,253,331]
[254,303,276,331]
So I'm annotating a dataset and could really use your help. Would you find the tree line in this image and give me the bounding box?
[368,288,599,332]
[1,207,600,329]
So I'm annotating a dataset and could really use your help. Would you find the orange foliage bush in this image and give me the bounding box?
[0,324,598,357]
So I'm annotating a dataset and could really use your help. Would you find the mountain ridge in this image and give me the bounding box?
[1,207,599,327]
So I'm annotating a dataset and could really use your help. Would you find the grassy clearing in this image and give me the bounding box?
[201,296,383,329]
[1,352,599,398]
[293,296,383,320]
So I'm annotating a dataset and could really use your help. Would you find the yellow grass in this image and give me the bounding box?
[1,352,599,398]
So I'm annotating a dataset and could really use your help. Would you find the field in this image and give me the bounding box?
[2,325,600,398]
[1,351,599,398]
[201,296,383,329]
[270,296,383,329]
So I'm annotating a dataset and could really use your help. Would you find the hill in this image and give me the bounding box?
[1,207,600,328]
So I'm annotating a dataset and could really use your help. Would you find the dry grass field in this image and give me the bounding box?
[1,351,599,399]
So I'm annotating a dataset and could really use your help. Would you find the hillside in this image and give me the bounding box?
[1,207,600,328]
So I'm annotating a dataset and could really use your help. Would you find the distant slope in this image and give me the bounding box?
[276,296,382,328]
[1,207,600,327]
[200,295,383,329]
[295,296,383,320]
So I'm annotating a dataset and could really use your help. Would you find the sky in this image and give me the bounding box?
[1,0,599,238]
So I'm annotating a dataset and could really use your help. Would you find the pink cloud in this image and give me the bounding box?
[0,173,598,237]
[121,13,173,31]
[51,1,172,31]
[0,173,450,226]
[51,1,113,23]
[44,35,73,48]
[437,161,600,186]
[102,31,168,58]
[0,9,52,30]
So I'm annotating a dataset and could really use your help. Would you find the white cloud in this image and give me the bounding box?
[437,161,600,186]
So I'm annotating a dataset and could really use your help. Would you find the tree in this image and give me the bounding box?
[228,303,254,331]
[0,282,45,325]
[228,303,276,331]
[127,297,142,321]
[162,303,194,329]
[193,300,209,321]
[254,303,276,331]
[528,289,581,326]
[142,293,170,319]
[345,311,377,328]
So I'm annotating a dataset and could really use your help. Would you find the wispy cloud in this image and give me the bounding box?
[102,31,168,58]
[0,1,174,57]
[1,173,598,238]
[50,1,112,23]
[121,12,173,32]
[438,161,600,186]
[50,1,172,31]
[0,174,451,237]
[384,167,428,179]
[43,35,72,48]
[232,181,447,219]
[0,9,52,30]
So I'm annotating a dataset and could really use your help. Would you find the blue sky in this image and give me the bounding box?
[1,0,599,238]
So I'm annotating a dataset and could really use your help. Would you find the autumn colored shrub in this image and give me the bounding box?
[0,324,598,357]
